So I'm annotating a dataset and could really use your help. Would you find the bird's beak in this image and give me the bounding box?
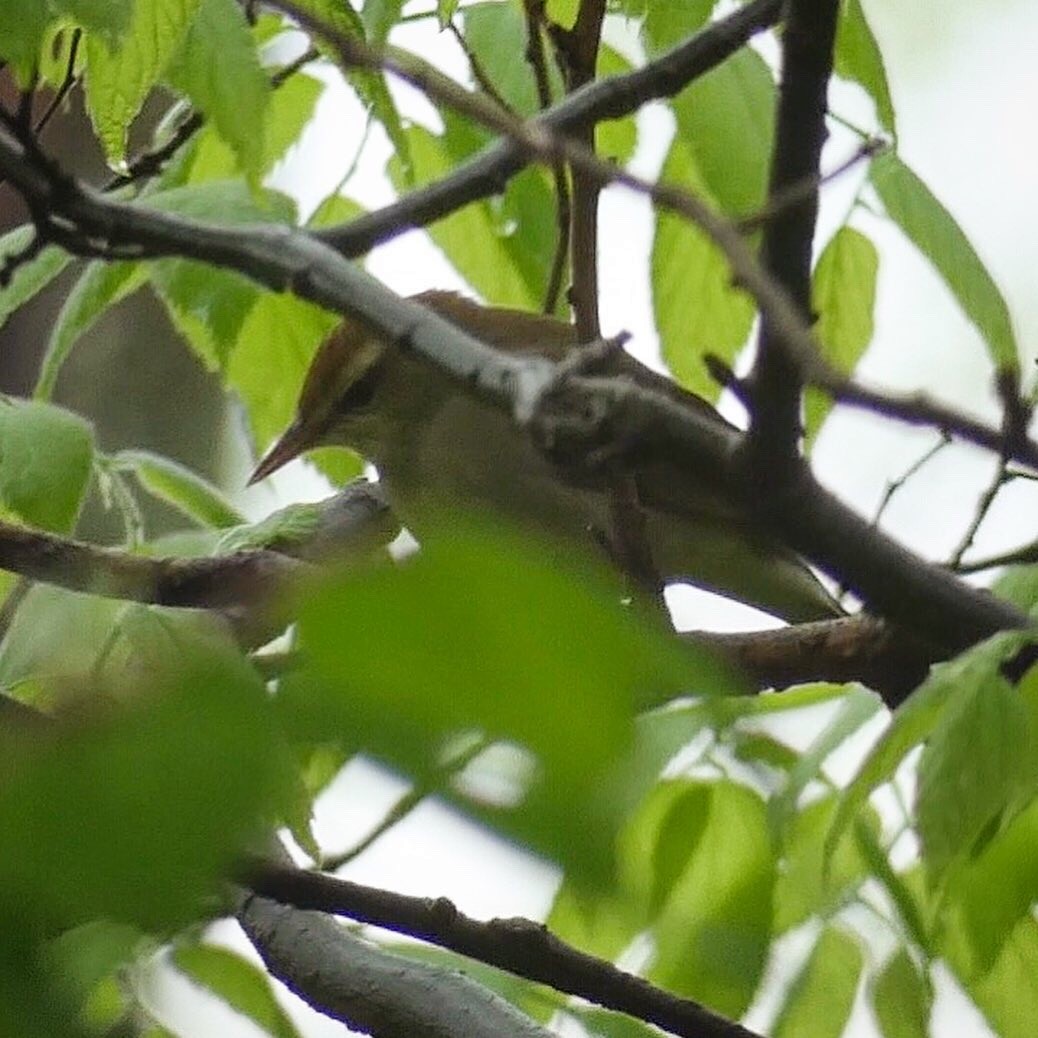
[248,418,311,485]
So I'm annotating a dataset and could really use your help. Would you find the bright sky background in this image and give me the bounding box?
[163,2,1038,1035]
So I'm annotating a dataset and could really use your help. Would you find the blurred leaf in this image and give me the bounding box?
[570,1006,665,1038]
[0,227,72,333]
[145,180,296,368]
[281,523,715,884]
[806,226,879,444]
[595,45,637,165]
[85,0,203,169]
[916,668,1028,885]
[653,138,754,401]
[165,0,270,181]
[185,74,324,183]
[825,631,1033,863]
[641,0,714,53]
[0,398,93,533]
[0,0,131,82]
[939,796,1038,980]
[0,586,123,694]
[964,914,1038,1038]
[769,686,881,837]
[773,927,863,1038]
[35,260,147,401]
[0,618,282,931]
[173,943,302,1038]
[0,1,56,81]
[48,920,147,1014]
[112,449,245,529]
[546,879,646,966]
[835,0,895,134]
[227,290,341,458]
[773,795,875,934]
[307,192,365,228]
[649,781,774,1017]
[672,46,775,217]
[871,151,1017,370]
[993,564,1038,614]
[388,123,539,308]
[871,948,930,1038]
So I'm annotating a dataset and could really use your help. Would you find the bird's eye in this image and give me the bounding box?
[336,365,380,413]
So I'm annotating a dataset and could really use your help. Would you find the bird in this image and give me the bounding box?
[250,290,839,623]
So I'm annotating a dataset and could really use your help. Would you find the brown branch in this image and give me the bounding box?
[522,0,570,315]
[0,125,1029,656]
[549,0,605,341]
[689,616,934,708]
[747,0,840,471]
[315,0,783,258]
[238,892,556,1038]
[242,861,767,1038]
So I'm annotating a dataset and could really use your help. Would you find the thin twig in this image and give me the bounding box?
[872,434,950,529]
[320,736,492,871]
[948,458,1010,569]
[33,29,83,135]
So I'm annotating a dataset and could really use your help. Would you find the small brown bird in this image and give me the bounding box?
[251,291,838,622]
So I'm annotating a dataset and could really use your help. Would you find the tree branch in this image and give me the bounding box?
[313,0,783,258]
[238,893,556,1038]
[242,862,766,1038]
[746,0,839,470]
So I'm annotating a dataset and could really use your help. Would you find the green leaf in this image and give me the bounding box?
[436,0,459,29]
[993,564,1038,614]
[36,260,147,401]
[0,585,124,693]
[165,0,270,180]
[649,781,774,1018]
[939,797,1038,980]
[307,192,365,229]
[282,524,711,885]
[144,180,296,368]
[871,151,1017,369]
[227,290,342,462]
[0,617,282,931]
[825,631,1034,863]
[173,944,302,1038]
[0,399,93,533]
[569,1007,665,1038]
[806,226,879,444]
[545,0,578,30]
[871,949,930,1038]
[361,0,404,43]
[835,0,895,134]
[672,46,775,217]
[112,449,245,529]
[652,138,755,401]
[773,795,875,934]
[185,73,324,183]
[388,123,539,308]
[641,0,714,53]
[62,0,134,40]
[964,914,1038,1038]
[773,927,863,1038]
[48,921,147,1015]
[0,0,54,81]
[85,0,204,170]
[768,685,881,838]
[916,669,1029,885]
[463,2,541,116]
[0,227,72,333]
